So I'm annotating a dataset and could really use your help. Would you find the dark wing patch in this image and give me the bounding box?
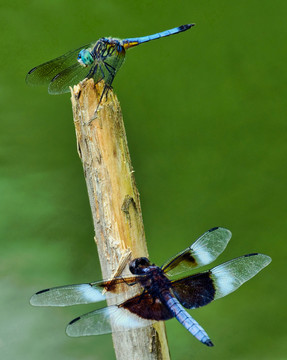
[171,253,272,309]
[162,227,232,276]
[120,292,173,321]
[162,250,197,275]
[171,272,215,309]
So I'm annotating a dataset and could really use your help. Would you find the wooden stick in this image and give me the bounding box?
[70,79,170,360]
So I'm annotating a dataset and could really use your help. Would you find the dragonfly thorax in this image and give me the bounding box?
[129,257,171,295]
[91,38,125,61]
[77,49,94,67]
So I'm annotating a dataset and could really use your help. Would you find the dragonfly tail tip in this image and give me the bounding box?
[205,339,214,347]
[181,24,195,30]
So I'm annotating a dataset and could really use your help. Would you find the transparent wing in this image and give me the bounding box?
[211,253,272,300]
[171,253,271,309]
[30,283,106,306]
[45,41,125,95]
[162,227,232,276]
[30,276,141,306]
[26,43,94,87]
[48,62,102,94]
[66,304,154,337]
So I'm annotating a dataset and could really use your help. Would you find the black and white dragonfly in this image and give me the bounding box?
[30,227,271,346]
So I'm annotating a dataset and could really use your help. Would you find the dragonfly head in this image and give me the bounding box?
[129,257,151,275]
[77,49,94,67]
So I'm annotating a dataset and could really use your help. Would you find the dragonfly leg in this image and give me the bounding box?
[88,65,108,121]
[89,62,116,122]
[90,84,112,122]
[119,276,138,287]
[104,62,116,73]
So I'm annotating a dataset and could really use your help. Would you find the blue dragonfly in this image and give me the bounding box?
[26,24,194,105]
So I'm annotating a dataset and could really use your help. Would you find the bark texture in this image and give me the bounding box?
[70,79,170,360]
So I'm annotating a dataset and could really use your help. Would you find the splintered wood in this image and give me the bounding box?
[71,79,170,360]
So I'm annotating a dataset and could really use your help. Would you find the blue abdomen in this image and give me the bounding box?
[122,24,194,48]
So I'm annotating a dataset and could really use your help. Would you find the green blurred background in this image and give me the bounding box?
[0,0,286,359]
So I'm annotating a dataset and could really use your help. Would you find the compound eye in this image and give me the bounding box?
[138,257,149,266]
[77,49,93,67]
[129,257,150,274]
[78,49,85,59]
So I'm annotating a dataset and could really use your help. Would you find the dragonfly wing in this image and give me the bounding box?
[66,292,172,337]
[171,272,215,309]
[119,292,173,321]
[48,63,97,94]
[30,283,107,306]
[162,227,232,276]
[66,303,154,337]
[211,253,272,300]
[171,253,271,309]
[26,43,94,86]
[30,276,141,306]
